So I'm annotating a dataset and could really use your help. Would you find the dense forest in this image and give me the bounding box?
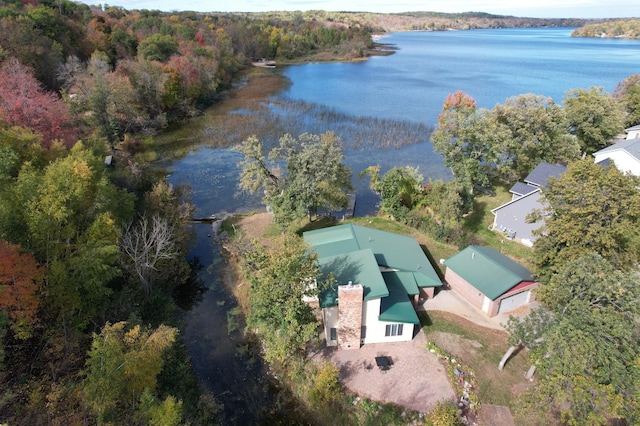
[1,0,640,424]
[0,1,379,424]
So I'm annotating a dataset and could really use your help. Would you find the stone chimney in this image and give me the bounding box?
[337,282,363,350]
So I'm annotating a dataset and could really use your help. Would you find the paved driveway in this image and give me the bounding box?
[312,330,456,414]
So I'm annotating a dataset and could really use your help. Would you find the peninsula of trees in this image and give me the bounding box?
[572,18,640,39]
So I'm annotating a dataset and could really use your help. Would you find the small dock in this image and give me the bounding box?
[190,215,218,223]
[252,59,276,68]
[343,193,357,220]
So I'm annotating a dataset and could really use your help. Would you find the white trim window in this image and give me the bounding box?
[385,324,404,337]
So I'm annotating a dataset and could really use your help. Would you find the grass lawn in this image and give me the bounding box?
[463,183,537,270]
[420,311,539,423]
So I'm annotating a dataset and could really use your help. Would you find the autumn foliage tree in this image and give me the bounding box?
[614,73,640,127]
[533,159,640,280]
[83,321,179,424]
[0,58,77,148]
[0,240,42,340]
[431,90,493,190]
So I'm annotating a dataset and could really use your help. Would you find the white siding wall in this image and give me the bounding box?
[481,296,491,314]
[361,298,414,344]
[323,306,338,347]
[594,151,640,176]
[324,299,417,347]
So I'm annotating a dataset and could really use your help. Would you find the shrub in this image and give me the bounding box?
[424,400,464,426]
[308,361,341,405]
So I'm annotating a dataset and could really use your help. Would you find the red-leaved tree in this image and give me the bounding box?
[0,240,42,339]
[0,58,77,148]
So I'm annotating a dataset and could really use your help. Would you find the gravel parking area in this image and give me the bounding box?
[312,329,456,414]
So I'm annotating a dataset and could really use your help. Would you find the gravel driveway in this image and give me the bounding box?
[312,329,456,414]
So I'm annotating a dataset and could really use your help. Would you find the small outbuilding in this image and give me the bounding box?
[443,246,538,317]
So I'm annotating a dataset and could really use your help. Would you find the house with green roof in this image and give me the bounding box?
[444,246,538,318]
[303,224,442,349]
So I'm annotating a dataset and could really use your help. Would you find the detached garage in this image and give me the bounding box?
[444,246,538,318]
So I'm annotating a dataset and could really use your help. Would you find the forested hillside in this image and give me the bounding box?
[0,1,377,424]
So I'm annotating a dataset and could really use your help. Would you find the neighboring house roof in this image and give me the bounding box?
[593,137,640,162]
[304,224,441,319]
[491,188,545,243]
[509,181,537,197]
[595,157,613,167]
[444,245,533,300]
[523,162,567,187]
[626,124,640,133]
[493,162,566,245]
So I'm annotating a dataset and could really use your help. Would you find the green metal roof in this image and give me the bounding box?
[379,277,420,324]
[317,249,388,308]
[303,225,360,258]
[383,271,419,296]
[350,225,436,276]
[414,271,443,288]
[444,245,533,300]
[303,224,443,317]
[304,224,441,283]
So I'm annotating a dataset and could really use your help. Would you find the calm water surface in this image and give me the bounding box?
[282,28,640,124]
[170,28,640,423]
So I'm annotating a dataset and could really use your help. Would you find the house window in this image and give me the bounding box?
[385,324,404,337]
[330,328,337,341]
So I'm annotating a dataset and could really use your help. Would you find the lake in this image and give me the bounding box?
[167,27,640,218]
[282,28,640,125]
[169,27,640,423]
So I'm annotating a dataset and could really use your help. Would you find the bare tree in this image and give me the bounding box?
[120,214,178,298]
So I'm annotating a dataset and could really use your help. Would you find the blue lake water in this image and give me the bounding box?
[282,28,640,125]
[167,27,640,217]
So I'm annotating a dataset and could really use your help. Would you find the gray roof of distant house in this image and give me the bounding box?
[491,189,545,243]
[626,124,640,133]
[595,157,612,167]
[524,162,567,187]
[594,138,640,162]
[509,182,538,196]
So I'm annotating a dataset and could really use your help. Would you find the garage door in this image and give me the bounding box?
[498,291,529,314]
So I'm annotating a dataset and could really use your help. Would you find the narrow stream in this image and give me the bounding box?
[182,223,307,424]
